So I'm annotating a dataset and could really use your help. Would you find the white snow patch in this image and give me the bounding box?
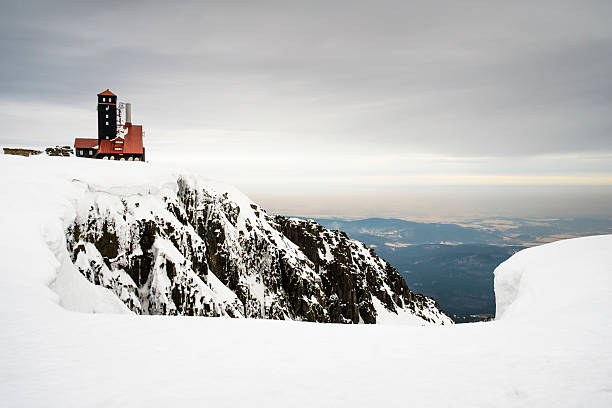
[494,235,612,324]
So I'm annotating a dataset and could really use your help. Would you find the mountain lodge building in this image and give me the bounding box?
[74,89,145,161]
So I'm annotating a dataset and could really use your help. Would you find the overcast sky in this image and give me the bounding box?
[2,1,611,218]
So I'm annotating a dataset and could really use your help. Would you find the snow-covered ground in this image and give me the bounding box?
[1,155,611,407]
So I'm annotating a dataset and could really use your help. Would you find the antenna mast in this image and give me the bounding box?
[117,102,125,126]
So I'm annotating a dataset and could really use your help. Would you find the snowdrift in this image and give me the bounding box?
[1,155,611,407]
[495,234,612,324]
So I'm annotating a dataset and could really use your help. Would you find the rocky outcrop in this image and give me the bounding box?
[3,148,42,157]
[65,176,452,325]
[2,146,72,157]
[274,217,449,324]
[45,146,73,157]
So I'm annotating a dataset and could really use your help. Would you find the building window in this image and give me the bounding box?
[106,114,109,118]
[78,149,82,155]
[106,106,109,111]
[89,150,93,156]
[106,121,109,125]
[102,97,106,102]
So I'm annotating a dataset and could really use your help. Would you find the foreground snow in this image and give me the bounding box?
[1,155,611,407]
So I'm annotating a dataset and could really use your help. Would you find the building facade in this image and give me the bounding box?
[74,89,145,161]
[97,89,117,143]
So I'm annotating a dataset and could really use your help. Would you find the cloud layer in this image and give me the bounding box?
[2,1,611,217]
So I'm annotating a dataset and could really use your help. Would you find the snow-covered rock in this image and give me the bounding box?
[64,176,449,324]
[275,217,449,324]
[19,155,449,324]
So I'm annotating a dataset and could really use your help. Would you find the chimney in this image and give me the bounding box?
[125,103,132,125]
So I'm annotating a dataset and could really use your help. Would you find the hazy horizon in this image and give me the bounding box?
[2,1,612,219]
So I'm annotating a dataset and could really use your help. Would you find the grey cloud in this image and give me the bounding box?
[1,0,612,157]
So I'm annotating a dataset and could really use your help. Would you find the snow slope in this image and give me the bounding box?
[494,235,612,324]
[1,155,611,407]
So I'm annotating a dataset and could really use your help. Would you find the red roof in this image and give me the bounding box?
[97,124,143,155]
[97,89,116,96]
[97,139,114,154]
[124,124,143,154]
[74,138,98,149]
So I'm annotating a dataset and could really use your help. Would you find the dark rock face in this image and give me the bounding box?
[176,179,327,321]
[273,217,449,324]
[65,176,452,325]
[45,146,73,156]
[2,146,73,157]
[2,148,42,157]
